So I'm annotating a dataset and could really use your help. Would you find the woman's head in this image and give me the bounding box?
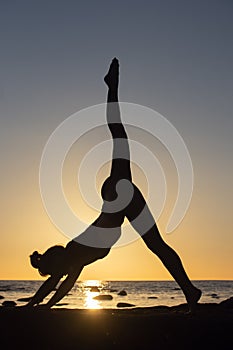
[30,245,65,277]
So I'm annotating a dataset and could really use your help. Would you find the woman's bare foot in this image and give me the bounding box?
[186,287,202,314]
[104,57,119,89]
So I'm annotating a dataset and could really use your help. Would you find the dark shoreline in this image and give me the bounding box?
[0,300,232,350]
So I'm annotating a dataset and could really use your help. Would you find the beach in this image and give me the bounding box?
[1,299,232,350]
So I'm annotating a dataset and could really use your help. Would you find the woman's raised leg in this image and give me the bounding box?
[103,58,132,183]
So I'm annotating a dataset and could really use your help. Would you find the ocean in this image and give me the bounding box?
[0,280,232,309]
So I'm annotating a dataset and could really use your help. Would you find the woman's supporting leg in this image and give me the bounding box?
[125,184,202,311]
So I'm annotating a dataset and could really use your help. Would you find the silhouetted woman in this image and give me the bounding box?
[26,58,201,311]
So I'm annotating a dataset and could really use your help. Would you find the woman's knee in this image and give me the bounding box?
[142,229,167,253]
[109,124,127,138]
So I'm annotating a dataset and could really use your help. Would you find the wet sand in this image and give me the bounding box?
[0,300,232,349]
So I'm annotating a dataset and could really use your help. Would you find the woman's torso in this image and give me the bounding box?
[64,177,126,269]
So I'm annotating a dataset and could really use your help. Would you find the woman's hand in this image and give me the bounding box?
[34,304,50,310]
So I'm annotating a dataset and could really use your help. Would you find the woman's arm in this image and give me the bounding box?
[46,266,83,308]
[26,274,62,307]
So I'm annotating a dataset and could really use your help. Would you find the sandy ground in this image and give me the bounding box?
[0,300,232,350]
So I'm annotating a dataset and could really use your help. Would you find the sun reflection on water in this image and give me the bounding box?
[82,280,103,309]
[83,290,101,309]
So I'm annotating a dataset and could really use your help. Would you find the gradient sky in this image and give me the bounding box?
[1,0,233,280]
